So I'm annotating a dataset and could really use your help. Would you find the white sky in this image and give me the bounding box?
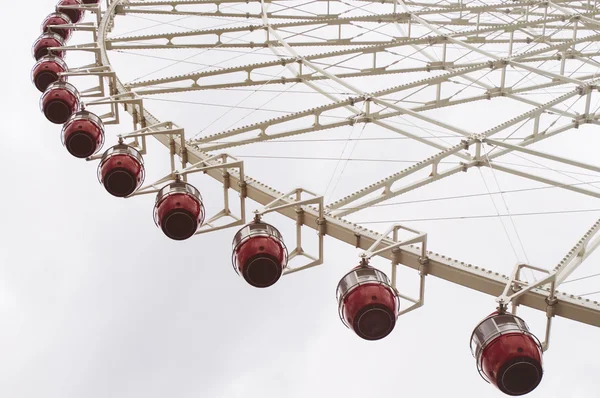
[2,1,600,397]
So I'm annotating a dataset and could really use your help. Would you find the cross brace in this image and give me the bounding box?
[100,0,600,328]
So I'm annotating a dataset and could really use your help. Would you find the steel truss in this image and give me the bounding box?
[83,0,600,330]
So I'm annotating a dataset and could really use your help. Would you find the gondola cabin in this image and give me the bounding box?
[56,0,84,24]
[470,312,543,396]
[40,81,80,124]
[98,144,145,197]
[31,55,68,92]
[32,32,65,61]
[232,221,287,288]
[62,110,105,158]
[336,265,399,341]
[41,12,72,41]
[153,182,205,240]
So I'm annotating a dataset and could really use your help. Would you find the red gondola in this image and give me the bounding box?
[32,32,65,61]
[337,265,399,341]
[41,12,72,41]
[31,55,68,92]
[98,144,145,197]
[470,312,543,396]
[56,0,84,24]
[62,110,105,158]
[154,182,205,240]
[40,81,80,124]
[232,221,288,288]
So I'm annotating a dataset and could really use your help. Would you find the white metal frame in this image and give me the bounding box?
[361,224,428,317]
[60,65,116,99]
[254,188,325,274]
[185,154,247,234]
[470,312,543,385]
[93,120,248,235]
[497,218,600,350]
[80,91,144,126]
[89,0,600,329]
[336,264,401,330]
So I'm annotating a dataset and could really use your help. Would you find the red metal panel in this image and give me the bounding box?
[155,193,203,240]
[481,333,543,396]
[341,282,397,340]
[31,57,67,92]
[41,85,80,124]
[56,0,84,24]
[100,153,144,197]
[235,236,285,288]
[32,33,65,61]
[41,13,72,41]
[62,113,105,158]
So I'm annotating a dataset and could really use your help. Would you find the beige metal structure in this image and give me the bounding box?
[49,0,600,334]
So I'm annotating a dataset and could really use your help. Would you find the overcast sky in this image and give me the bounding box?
[2,1,600,397]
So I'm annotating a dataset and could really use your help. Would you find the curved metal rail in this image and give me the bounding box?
[97,0,600,327]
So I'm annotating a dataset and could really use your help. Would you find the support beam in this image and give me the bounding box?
[487,163,600,199]
[326,139,473,214]
[99,0,600,329]
[123,15,599,92]
[485,138,600,174]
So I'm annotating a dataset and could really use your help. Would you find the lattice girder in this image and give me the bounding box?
[94,0,600,330]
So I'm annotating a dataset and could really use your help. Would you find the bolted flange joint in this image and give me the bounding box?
[391,247,401,266]
[316,217,327,236]
[418,256,429,275]
[295,207,305,226]
[545,296,558,318]
[222,171,231,189]
[238,180,247,198]
[496,300,508,314]
[359,256,369,267]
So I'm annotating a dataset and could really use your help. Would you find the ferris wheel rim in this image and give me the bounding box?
[93,0,600,328]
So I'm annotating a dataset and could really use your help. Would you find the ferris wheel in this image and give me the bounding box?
[31,0,600,395]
